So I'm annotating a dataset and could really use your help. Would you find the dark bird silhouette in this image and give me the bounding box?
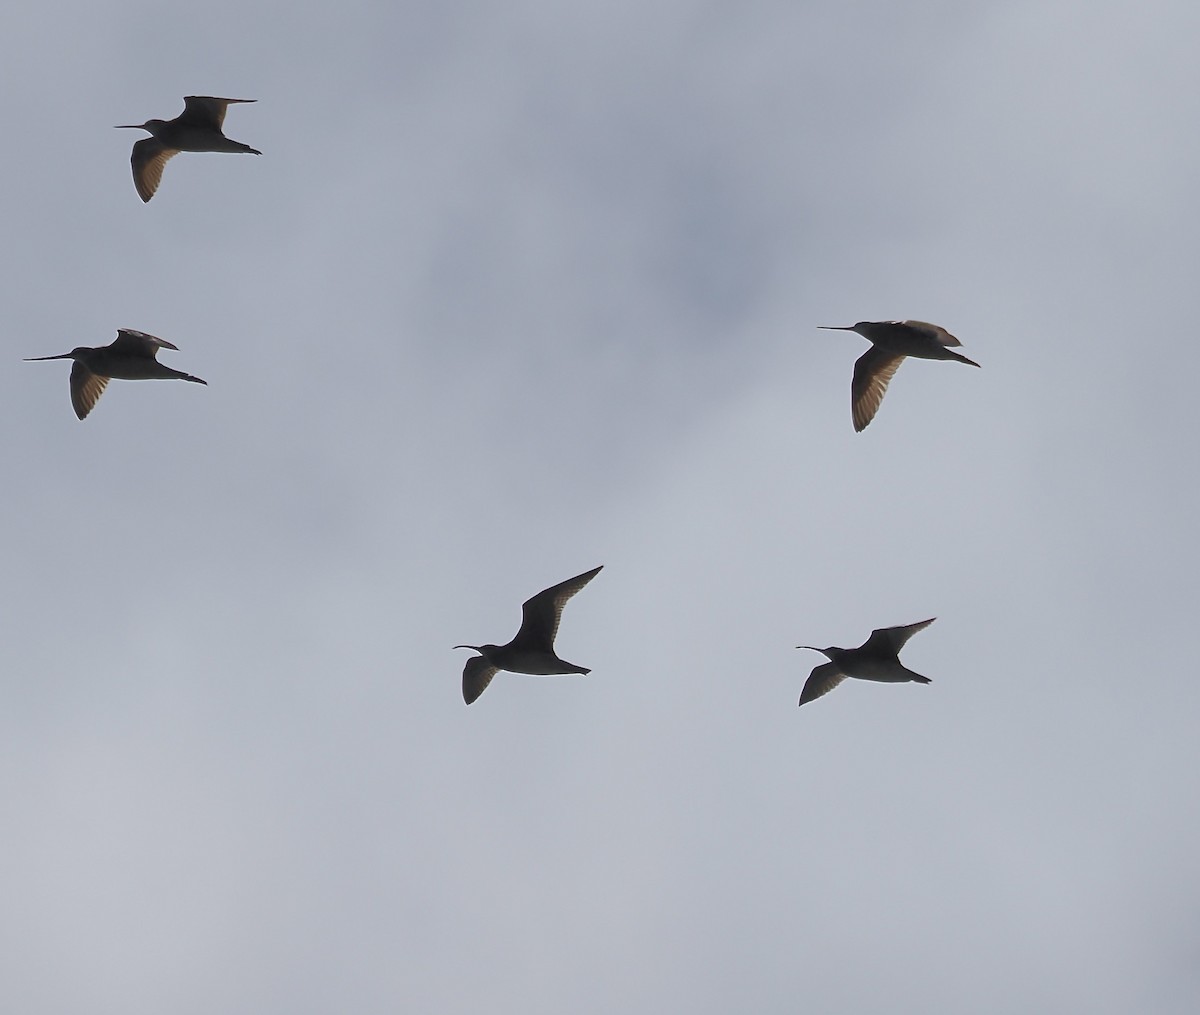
[25,329,206,419]
[819,320,979,431]
[796,618,936,707]
[116,96,260,202]
[455,566,602,704]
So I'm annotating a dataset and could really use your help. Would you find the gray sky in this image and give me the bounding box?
[3,1,1198,1012]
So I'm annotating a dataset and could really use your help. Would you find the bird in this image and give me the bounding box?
[818,320,980,431]
[455,565,603,704]
[796,618,936,707]
[115,96,261,202]
[25,329,207,419]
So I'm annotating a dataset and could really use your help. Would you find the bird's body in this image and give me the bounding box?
[818,320,979,431]
[116,96,260,202]
[455,566,602,704]
[25,329,206,419]
[796,618,936,707]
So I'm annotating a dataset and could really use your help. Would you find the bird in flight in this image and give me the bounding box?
[455,566,603,704]
[818,320,979,431]
[26,329,206,419]
[796,618,937,707]
[116,95,261,202]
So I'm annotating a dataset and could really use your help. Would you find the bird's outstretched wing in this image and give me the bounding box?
[851,346,904,431]
[111,329,177,357]
[512,566,603,650]
[862,618,936,654]
[131,138,178,202]
[799,662,846,706]
[463,656,500,705]
[69,361,108,420]
[902,321,960,350]
[181,96,255,130]
[902,320,961,347]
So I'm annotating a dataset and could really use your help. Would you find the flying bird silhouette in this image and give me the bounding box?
[116,96,261,202]
[796,618,936,707]
[819,320,979,431]
[455,566,602,704]
[25,329,206,419]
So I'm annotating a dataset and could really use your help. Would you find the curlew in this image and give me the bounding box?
[116,96,260,202]
[455,566,602,704]
[819,320,979,431]
[26,329,206,419]
[796,618,936,707]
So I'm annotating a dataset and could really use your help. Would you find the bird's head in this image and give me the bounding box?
[114,119,164,133]
[453,644,498,659]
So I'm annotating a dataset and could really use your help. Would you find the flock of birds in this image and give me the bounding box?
[25,96,981,708]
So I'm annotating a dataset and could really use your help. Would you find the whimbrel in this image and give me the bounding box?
[819,320,979,431]
[116,96,261,202]
[796,618,936,707]
[25,329,206,419]
[455,565,602,704]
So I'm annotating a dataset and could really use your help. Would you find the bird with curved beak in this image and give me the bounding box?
[25,329,206,419]
[796,618,936,707]
[116,95,261,202]
[455,566,602,704]
[819,320,980,431]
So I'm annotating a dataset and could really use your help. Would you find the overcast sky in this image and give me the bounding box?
[2,1,1199,1012]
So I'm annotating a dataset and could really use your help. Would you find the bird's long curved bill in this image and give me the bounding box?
[114,124,145,129]
[795,645,821,651]
[24,353,73,361]
[817,326,855,331]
